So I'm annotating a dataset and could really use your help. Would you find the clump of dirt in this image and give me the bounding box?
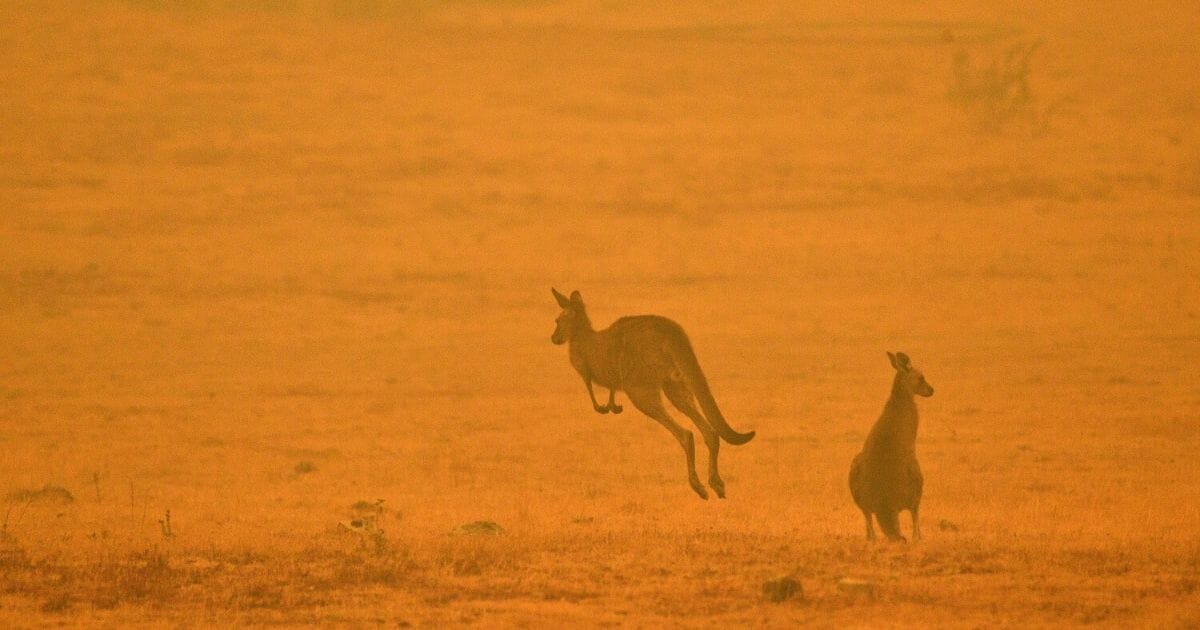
[763,576,803,602]
[453,521,503,536]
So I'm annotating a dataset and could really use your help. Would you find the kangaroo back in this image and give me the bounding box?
[669,335,755,446]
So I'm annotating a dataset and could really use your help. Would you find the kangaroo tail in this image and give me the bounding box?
[876,509,906,542]
[671,336,755,446]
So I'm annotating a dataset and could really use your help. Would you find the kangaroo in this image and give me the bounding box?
[849,352,934,542]
[550,288,755,499]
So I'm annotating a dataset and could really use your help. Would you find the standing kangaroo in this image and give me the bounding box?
[849,352,934,542]
[550,288,755,499]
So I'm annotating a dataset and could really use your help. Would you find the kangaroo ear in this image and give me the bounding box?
[887,352,911,371]
[569,290,582,304]
[552,288,570,308]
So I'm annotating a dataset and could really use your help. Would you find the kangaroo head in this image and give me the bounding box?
[888,351,934,397]
[551,288,586,345]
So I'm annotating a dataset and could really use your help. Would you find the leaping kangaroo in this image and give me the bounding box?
[849,352,934,541]
[550,288,756,499]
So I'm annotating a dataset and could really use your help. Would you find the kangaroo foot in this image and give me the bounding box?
[709,477,726,499]
[610,403,623,414]
[593,404,610,414]
[689,478,709,500]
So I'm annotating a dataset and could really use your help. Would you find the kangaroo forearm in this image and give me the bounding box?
[583,377,606,408]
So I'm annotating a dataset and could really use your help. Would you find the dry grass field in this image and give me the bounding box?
[2,1,1199,626]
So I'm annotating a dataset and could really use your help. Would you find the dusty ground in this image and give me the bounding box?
[2,1,1199,627]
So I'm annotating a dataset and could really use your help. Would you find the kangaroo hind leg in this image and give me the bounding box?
[663,380,723,498]
[909,461,924,541]
[625,385,707,500]
[606,388,623,414]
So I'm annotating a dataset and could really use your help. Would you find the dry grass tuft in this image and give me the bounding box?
[5,485,75,505]
[293,462,318,475]
[948,40,1058,132]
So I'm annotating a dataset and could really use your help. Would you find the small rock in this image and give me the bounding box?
[453,520,503,536]
[937,519,960,532]
[837,577,879,600]
[339,519,380,534]
[762,576,803,603]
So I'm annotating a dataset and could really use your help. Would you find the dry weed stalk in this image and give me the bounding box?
[159,509,175,539]
[949,40,1057,133]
